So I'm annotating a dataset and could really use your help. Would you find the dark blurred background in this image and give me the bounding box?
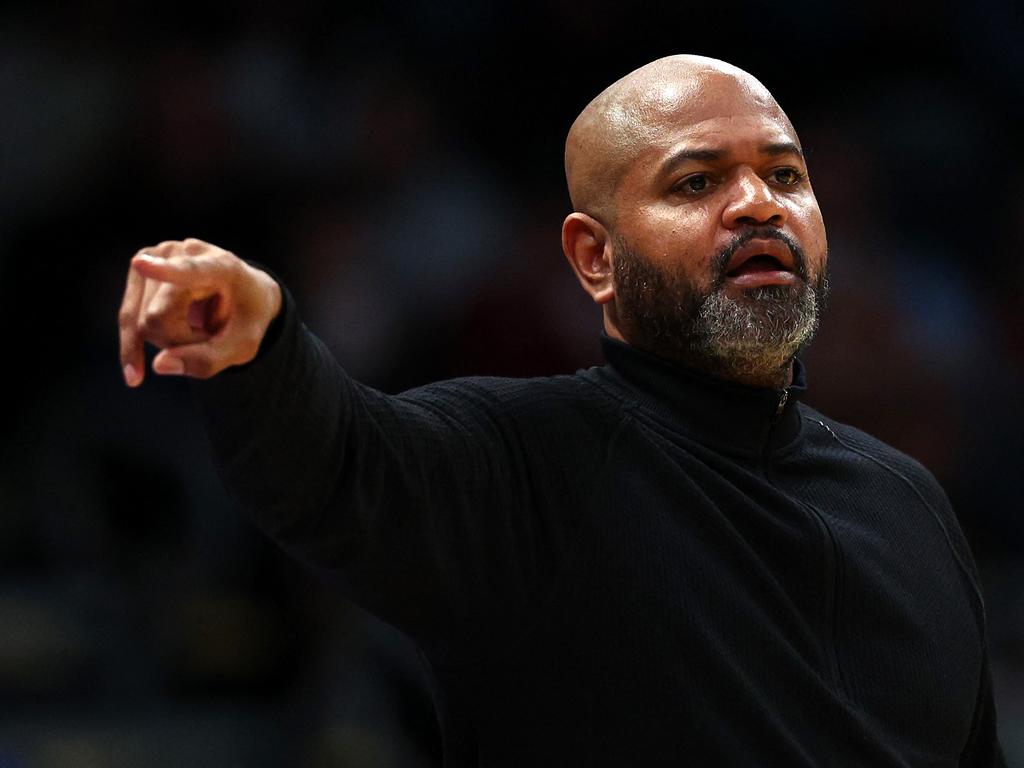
[1,0,1021,765]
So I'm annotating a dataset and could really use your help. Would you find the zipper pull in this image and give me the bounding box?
[774,389,789,420]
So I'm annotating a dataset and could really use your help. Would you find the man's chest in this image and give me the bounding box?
[519,421,982,762]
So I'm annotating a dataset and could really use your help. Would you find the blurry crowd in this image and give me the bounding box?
[0,1,1021,765]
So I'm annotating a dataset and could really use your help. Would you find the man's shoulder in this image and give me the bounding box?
[798,404,989,623]
[397,367,622,423]
[796,402,944,495]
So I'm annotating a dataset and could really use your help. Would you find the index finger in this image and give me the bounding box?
[118,262,146,387]
[131,252,221,288]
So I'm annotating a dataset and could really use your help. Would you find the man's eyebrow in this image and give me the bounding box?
[761,141,804,159]
[658,142,805,176]
[658,148,725,176]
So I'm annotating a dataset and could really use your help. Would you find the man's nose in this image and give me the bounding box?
[721,169,787,229]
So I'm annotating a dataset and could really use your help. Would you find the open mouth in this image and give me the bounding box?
[726,254,788,277]
[722,238,799,288]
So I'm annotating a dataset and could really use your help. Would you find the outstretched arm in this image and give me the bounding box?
[117,240,547,657]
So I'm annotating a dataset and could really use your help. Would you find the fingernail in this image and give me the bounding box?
[123,363,140,386]
[155,357,185,375]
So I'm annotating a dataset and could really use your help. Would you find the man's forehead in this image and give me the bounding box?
[598,70,793,169]
[634,72,793,145]
[640,69,776,115]
[646,113,799,156]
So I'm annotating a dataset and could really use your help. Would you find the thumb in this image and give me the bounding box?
[152,341,230,380]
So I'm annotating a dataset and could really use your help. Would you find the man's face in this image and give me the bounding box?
[607,72,829,385]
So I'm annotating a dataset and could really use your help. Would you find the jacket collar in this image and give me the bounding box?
[600,335,807,457]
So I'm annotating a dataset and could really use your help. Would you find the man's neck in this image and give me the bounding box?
[606,326,795,390]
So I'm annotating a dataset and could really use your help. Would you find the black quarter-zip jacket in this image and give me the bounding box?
[196,288,1004,767]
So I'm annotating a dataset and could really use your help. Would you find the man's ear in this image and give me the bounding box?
[562,212,615,305]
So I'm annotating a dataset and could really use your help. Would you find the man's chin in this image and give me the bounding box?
[692,282,820,367]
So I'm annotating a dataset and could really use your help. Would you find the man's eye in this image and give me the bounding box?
[676,174,710,194]
[772,168,805,186]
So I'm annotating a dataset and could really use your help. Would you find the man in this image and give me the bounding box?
[119,55,1005,765]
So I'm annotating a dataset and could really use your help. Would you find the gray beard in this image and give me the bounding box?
[612,233,828,386]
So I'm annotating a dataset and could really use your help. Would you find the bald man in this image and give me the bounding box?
[120,56,1004,765]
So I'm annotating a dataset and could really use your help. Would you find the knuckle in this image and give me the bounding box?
[141,310,165,334]
[153,240,180,255]
[183,238,206,255]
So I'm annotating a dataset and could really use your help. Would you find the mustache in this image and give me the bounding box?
[711,227,808,287]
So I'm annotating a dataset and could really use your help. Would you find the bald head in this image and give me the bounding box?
[565,55,792,222]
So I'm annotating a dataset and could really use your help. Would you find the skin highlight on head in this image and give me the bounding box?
[561,54,829,389]
[564,55,785,223]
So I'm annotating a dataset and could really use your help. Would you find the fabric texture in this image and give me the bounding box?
[195,286,1005,767]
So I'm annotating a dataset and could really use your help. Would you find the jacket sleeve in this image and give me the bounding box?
[917,474,1007,768]
[191,285,548,657]
[923,480,1007,767]
[960,651,1007,767]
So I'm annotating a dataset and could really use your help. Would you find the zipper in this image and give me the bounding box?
[759,389,789,475]
[763,388,849,699]
[758,389,789,474]
[801,498,849,699]
[773,389,789,421]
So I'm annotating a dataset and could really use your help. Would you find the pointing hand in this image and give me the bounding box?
[118,238,282,386]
